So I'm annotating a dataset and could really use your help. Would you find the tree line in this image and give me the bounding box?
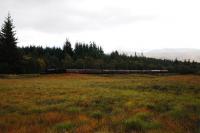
[0,14,200,74]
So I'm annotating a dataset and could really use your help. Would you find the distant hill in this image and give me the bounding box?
[144,48,200,62]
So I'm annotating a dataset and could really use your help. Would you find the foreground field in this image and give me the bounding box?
[0,74,199,133]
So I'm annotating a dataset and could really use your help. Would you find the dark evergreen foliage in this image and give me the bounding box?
[0,14,200,74]
[18,44,200,74]
[0,14,21,73]
[74,42,104,59]
[63,39,73,57]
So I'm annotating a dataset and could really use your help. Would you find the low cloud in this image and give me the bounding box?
[0,0,155,33]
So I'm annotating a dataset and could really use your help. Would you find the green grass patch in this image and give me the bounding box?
[146,100,173,113]
[90,110,103,119]
[67,106,81,114]
[123,112,161,132]
[53,122,75,133]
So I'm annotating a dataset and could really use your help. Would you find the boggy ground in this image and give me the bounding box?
[0,74,199,133]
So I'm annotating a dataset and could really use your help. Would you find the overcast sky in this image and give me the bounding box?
[0,0,200,53]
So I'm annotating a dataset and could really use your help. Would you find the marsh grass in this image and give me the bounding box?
[123,112,161,132]
[67,106,82,114]
[146,100,173,113]
[0,74,199,133]
[90,110,103,120]
[53,122,75,133]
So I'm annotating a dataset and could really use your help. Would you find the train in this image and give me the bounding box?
[43,69,168,74]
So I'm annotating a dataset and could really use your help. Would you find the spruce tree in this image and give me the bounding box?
[0,14,20,73]
[63,39,73,57]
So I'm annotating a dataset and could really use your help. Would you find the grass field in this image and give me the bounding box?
[0,74,199,133]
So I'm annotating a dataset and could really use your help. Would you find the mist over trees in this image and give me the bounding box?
[0,14,200,74]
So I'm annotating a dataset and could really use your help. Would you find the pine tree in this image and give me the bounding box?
[63,38,73,57]
[0,14,21,73]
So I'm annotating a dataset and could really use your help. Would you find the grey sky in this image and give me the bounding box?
[0,0,200,52]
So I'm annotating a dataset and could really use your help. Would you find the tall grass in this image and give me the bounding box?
[0,74,199,133]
